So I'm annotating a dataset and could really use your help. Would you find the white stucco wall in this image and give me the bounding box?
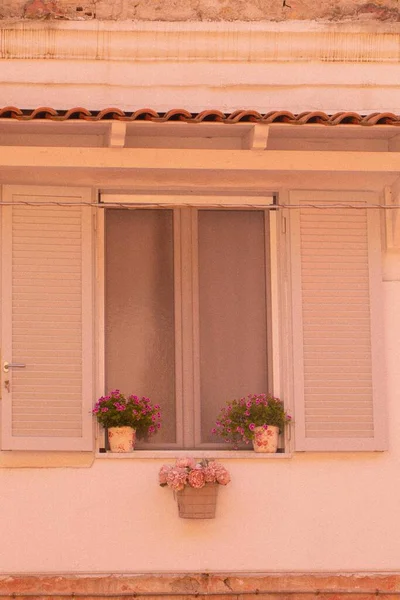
[1,22,400,114]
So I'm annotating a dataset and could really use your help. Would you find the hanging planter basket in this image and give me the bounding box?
[176,483,219,519]
[159,459,230,519]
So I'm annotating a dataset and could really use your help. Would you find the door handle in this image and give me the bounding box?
[3,362,26,373]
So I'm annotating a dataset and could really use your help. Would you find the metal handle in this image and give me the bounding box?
[3,362,26,373]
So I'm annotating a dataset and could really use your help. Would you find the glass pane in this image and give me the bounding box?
[198,210,268,443]
[105,209,176,444]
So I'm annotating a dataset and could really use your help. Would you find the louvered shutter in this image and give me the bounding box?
[290,191,386,451]
[1,186,94,451]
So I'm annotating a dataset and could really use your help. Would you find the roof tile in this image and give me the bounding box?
[0,107,399,126]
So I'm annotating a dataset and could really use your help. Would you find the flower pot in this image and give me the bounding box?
[176,483,219,519]
[107,426,136,452]
[252,425,279,453]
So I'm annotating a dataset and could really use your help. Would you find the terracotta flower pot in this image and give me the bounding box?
[107,426,136,452]
[252,425,279,453]
[176,483,219,519]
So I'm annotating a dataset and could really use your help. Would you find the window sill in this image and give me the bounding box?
[95,450,292,459]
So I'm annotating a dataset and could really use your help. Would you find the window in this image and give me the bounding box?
[105,207,277,449]
[0,186,386,454]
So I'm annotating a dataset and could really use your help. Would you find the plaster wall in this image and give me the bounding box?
[1,22,400,114]
[2,0,400,22]
[0,279,398,574]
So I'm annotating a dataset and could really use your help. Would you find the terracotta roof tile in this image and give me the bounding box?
[0,107,399,126]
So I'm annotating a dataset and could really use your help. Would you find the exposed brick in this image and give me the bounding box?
[24,0,65,18]
[356,2,400,20]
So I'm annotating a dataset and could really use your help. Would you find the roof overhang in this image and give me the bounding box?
[0,112,399,193]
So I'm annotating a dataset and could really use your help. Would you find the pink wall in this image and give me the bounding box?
[0,281,397,573]
[0,15,399,579]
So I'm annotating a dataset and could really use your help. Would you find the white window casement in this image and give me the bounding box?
[0,186,387,454]
[101,194,280,450]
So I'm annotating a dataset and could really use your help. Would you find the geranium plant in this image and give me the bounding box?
[92,389,161,440]
[159,458,231,491]
[212,393,291,447]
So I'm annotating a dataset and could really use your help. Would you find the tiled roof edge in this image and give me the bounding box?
[0,107,400,125]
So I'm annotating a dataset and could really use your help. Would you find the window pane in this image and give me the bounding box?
[105,210,176,444]
[198,210,268,443]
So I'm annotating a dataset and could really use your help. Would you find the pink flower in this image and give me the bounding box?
[175,457,196,469]
[216,468,231,486]
[159,464,171,485]
[166,467,188,491]
[203,462,219,483]
[188,469,206,489]
[160,458,230,492]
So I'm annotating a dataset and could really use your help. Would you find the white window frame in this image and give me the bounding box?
[95,193,288,452]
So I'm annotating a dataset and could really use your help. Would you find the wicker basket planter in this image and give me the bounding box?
[176,483,219,519]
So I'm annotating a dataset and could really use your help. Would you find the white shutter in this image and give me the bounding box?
[290,191,386,451]
[1,186,94,451]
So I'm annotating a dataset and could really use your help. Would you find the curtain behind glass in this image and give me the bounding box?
[198,210,268,443]
[105,209,176,444]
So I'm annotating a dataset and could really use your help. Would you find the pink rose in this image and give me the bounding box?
[158,464,171,485]
[216,466,231,486]
[188,469,206,489]
[203,461,219,483]
[166,467,188,491]
[175,457,196,469]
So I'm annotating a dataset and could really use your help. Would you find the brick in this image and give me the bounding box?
[24,0,65,18]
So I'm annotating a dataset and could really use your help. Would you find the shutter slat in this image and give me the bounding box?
[13,428,83,437]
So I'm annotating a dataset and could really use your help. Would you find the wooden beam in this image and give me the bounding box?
[388,135,400,152]
[1,147,400,173]
[242,125,269,150]
[106,122,127,148]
